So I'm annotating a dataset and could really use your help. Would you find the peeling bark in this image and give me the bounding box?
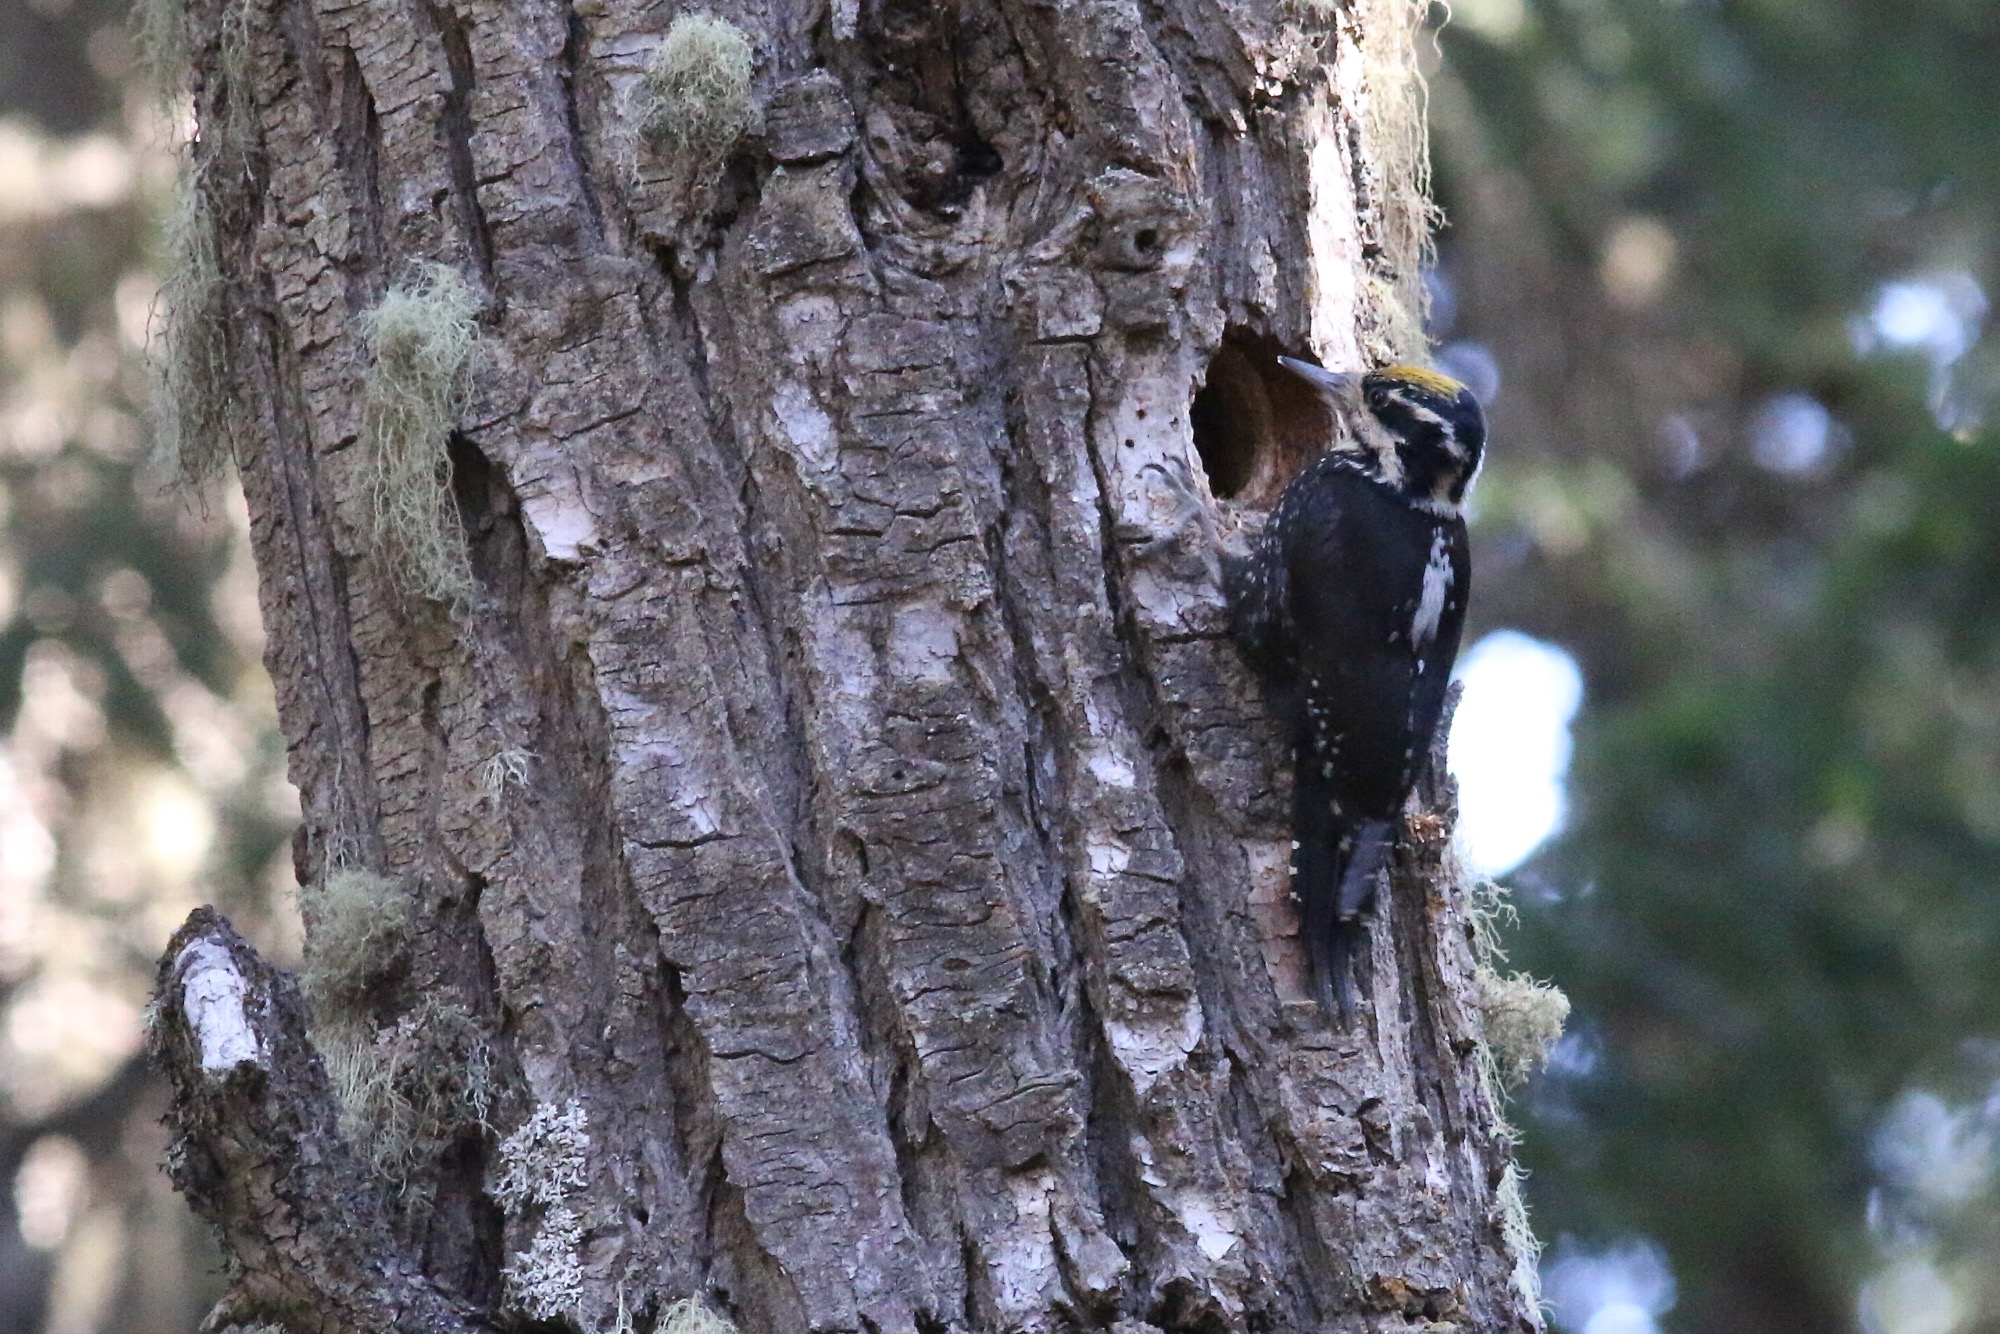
[151,0,1543,1329]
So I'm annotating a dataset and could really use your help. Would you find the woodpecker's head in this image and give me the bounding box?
[1278,357,1487,514]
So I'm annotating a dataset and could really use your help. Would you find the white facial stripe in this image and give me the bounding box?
[1387,392,1472,463]
[1391,394,1448,429]
[1351,411,1405,486]
[1412,530,1453,648]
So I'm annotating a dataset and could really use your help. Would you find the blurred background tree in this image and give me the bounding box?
[4,0,1999,1330]
[0,0,297,1327]
[1429,0,2000,1331]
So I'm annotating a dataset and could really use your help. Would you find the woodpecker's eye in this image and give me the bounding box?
[1366,387,1390,411]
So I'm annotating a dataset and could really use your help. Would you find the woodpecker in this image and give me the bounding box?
[1225,358,1487,1021]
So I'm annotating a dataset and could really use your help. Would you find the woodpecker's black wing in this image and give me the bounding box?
[1282,459,1469,809]
[1231,453,1472,1019]
[1287,762,1396,1016]
[1222,536,1295,684]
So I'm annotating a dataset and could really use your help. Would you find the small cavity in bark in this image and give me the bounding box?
[1189,329,1337,507]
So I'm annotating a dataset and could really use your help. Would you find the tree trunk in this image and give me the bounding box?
[145,0,1544,1329]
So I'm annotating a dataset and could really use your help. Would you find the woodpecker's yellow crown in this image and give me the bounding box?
[1366,364,1466,398]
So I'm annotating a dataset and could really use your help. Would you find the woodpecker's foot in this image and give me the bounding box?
[1136,456,1227,562]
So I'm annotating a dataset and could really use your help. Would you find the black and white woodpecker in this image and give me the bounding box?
[1225,358,1487,1021]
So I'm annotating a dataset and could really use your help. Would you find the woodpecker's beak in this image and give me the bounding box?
[1276,356,1360,402]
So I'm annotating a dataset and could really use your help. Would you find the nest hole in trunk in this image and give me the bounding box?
[1190,329,1339,508]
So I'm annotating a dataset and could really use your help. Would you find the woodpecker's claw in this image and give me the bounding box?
[1137,457,1224,559]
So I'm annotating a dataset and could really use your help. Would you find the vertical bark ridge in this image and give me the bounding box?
[1006,346,1270,1327]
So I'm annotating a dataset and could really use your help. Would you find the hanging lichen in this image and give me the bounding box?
[1355,0,1441,361]
[138,0,266,490]
[1466,875,1571,1308]
[633,16,761,181]
[1291,0,1440,362]
[148,171,234,488]
[358,263,481,605]
[299,869,414,1008]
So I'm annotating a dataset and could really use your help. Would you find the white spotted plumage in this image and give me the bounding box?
[1411,529,1453,649]
[1221,360,1487,1020]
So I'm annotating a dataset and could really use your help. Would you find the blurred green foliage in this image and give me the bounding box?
[1433,0,2000,1329]
[0,0,296,1328]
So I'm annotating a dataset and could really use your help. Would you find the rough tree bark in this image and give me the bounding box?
[145,0,1545,1329]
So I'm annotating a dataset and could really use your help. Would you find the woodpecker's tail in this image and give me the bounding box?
[1291,764,1392,1022]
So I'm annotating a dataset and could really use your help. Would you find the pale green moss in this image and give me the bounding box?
[635,16,760,173]
[301,871,497,1185]
[479,746,536,799]
[318,999,493,1187]
[300,869,413,1007]
[130,0,190,103]
[1467,879,1570,1090]
[1495,1161,1544,1307]
[215,0,261,153]
[1292,0,1438,361]
[360,264,481,604]
[660,1298,737,1334]
[1465,877,1566,1310]
[1476,965,1572,1090]
[1358,0,1440,361]
[141,0,266,493]
[148,171,233,489]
